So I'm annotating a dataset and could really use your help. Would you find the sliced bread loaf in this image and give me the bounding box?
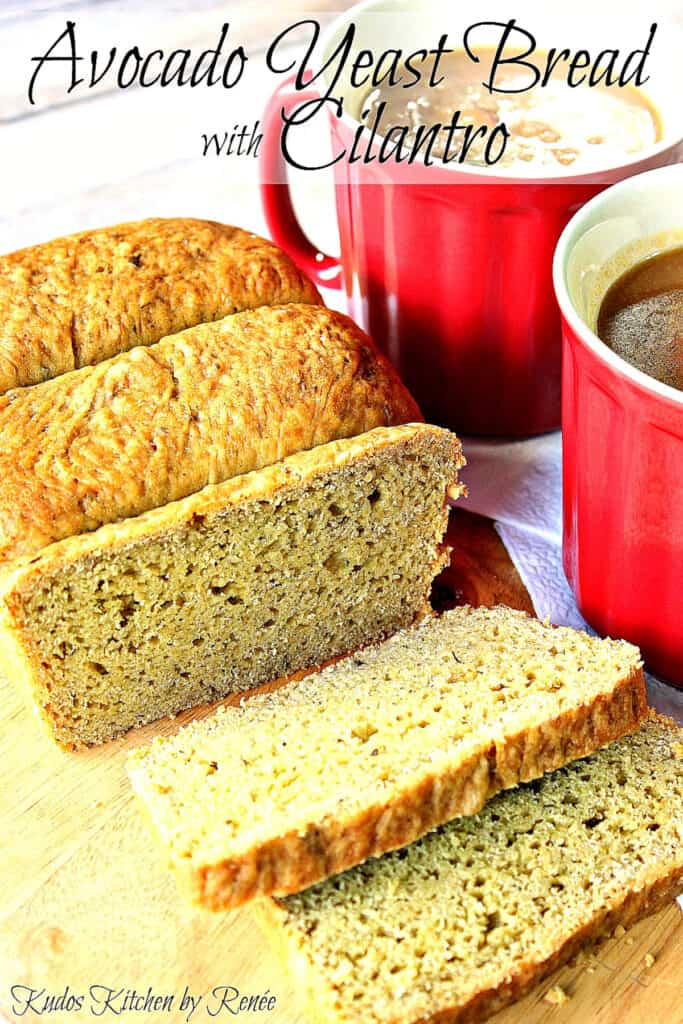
[0,304,420,562]
[127,605,645,909]
[258,714,683,1024]
[0,424,460,749]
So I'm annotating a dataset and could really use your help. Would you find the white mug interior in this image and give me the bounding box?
[320,0,683,181]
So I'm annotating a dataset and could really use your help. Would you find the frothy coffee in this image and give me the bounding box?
[362,48,661,170]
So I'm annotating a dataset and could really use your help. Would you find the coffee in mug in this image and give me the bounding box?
[362,48,662,170]
[597,245,683,391]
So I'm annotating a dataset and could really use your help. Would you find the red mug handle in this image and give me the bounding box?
[260,76,343,290]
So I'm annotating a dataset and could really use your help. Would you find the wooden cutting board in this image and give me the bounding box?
[0,509,680,1024]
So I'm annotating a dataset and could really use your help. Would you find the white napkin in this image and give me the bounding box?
[459,431,683,725]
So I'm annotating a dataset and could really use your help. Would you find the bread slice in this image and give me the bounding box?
[0,218,321,394]
[258,714,683,1024]
[0,424,460,749]
[0,304,420,562]
[127,605,645,910]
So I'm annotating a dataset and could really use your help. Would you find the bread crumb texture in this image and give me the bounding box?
[0,304,420,562]
[0,217,321,394]
[128,605,643,908]
[544,985,570,1006]
[0,425,458,749]
[260,716,683,1024]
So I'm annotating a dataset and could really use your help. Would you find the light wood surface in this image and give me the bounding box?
[0,509,680,1024]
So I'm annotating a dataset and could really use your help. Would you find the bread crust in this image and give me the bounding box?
[0,217,320,394]
[255,714,683,1024]
[155,659,645,910]
[0,304,421,562]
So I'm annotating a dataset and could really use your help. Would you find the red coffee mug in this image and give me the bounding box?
[554,164,683,687]
[260,3,683,436]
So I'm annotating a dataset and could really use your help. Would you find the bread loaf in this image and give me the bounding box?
[128,605,645,909]
[0,304,420,562]
[0,217,320,394]
[258,714,683,1024]
[0,424,462,749]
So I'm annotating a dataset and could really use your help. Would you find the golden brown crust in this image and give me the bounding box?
[169,662,646,910]
[0,425,446,586]
[0,217,321,394]
[0,304,421,562]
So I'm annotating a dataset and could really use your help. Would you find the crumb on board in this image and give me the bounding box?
[626,937,635,946]
[613,924,626,939]
[544,985,570,1006]
[644,953,656,968]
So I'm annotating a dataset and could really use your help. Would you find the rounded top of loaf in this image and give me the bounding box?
[0,304,423,562]
[0,217,321,393]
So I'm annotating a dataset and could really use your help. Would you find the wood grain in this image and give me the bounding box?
[433,508,535,615]
[0,509,680,1024]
